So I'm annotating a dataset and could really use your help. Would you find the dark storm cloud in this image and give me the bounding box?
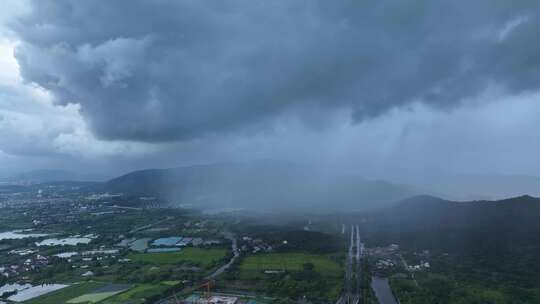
[10,0,540,142]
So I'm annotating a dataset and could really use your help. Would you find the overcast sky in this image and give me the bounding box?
[1,0,540,181]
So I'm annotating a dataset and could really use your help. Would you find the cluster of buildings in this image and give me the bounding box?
[152,236,205,247]
[240,236,274,254]
[368,243,432,273]
[53,248,120,262]
[184,293,260,304]
[368,244,401,272]
[0,254,49,279]
[118,236,222,254]
[181,292,261,304]
[151,236,222,249]
[407,262,430,271]
[375,259,396,270]
[185,295,239,304]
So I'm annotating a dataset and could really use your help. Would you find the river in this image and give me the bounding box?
[371,276,398,304]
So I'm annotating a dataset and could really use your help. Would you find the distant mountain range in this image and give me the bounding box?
[99,160,416,210]
[370,194,540,230]
[102,164,540,206]
[2,170,101,184]
[406,173,540,201]
[6,162,540,211]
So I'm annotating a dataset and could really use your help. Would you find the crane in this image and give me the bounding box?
[198,280,214,299]
[172,280,214,304]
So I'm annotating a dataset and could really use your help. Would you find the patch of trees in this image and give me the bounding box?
[247,227,342,254]
[265,263,334,302]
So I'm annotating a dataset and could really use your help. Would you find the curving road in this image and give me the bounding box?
[206,234,239,279]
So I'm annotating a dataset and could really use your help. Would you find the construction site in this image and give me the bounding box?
[165,280,269,304]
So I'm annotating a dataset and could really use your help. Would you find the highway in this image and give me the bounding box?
[355,225,361,302]
[345,225,354,302]
[339,224,364,304]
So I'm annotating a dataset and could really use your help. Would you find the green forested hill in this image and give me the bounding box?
[364,195,540,286]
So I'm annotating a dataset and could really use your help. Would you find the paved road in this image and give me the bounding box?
[206,234,238,279]
[346,225,354,302]
[355,225,361,303]
[130,216,173,233]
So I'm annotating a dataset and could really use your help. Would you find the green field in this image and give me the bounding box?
[239,252,342,278]
[101,283,174,304]
[128,247,227,267]
[67,291,119,303]
[24,282,106,304]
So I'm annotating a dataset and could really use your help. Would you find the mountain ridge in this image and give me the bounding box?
[100,160,417,210]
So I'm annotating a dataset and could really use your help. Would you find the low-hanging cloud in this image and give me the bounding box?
[9,0,540,142]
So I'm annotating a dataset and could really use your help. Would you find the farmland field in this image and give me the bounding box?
[66,284,131,303]
[239,252,342,278]
[128,247,227,267]
[25,282,105,304]
[67,292,118,303]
